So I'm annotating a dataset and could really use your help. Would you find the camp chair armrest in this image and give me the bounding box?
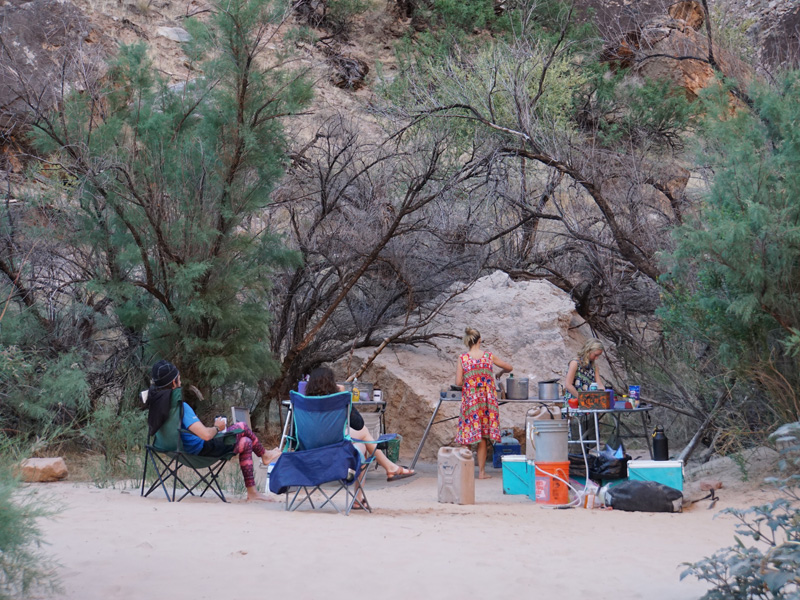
[178,428,243,439]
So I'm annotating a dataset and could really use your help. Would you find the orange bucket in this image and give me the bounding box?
[533,461,569,505]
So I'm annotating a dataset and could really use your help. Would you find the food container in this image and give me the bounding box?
[538,379,561,400]
[338,381,374,402]
[505,376,529,400]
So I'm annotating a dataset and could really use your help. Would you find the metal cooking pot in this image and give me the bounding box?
[505,376,529,400]
[538,379,561,401]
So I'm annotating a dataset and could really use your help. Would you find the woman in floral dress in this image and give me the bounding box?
[455,328,513,479]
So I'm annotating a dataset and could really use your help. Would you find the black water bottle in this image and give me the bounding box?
[652,426,669,461]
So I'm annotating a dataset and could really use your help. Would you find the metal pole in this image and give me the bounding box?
[410,398,444,470]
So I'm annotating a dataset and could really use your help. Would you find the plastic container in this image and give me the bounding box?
[297,380,307,395]
[338,381,374,402]
[438,447,475,505]
[532,461,570,505]
[492,441,522,469]
[628,459,684,491]
[528,419,568,463]
[501,456,529,495]
[384,434,401,464]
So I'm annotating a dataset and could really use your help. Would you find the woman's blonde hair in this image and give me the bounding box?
[578,338,605,367]
[463,327,481,349]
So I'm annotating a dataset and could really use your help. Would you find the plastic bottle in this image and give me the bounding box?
[352,378,360,402]
[589,383,598,391]
[653,425,669,461]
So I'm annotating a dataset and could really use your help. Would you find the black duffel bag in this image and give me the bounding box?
[605,480,683,513]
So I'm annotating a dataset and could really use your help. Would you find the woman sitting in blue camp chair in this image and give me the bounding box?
[304,367,415,482]
[146,360,282,502]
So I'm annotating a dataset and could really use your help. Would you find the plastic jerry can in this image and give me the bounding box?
[438,447,475,505]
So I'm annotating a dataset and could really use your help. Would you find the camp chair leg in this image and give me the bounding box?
[285,486,317,512]
[142,448,183,502]
[177,459,228,502]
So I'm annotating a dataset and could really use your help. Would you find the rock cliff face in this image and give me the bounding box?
[334,271,615,460]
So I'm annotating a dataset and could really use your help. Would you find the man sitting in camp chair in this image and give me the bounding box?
[144,360,281,502]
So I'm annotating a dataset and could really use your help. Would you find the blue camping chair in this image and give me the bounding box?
[269,390,395,515]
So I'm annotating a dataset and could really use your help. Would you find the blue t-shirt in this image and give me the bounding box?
[180,403,204,454]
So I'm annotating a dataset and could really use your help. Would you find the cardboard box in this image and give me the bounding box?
[628,460,684,491]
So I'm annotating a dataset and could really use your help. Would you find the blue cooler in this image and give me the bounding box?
[628,460,684,491]
[493,436,521,468]
[501,456,529,495]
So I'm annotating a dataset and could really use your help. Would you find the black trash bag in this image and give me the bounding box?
[568,453,588,478]
[605,480,683,513]
[568,449,630,481]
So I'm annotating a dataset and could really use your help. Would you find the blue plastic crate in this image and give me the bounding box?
[493,442,521,469]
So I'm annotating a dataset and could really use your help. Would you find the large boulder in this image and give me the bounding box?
[336,271,616,460]
[20,457,69,482]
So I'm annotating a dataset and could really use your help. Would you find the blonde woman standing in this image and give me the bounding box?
[455,328,513,479]
[564,338,605,398]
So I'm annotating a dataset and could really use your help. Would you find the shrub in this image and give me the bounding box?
[0,441,60,599]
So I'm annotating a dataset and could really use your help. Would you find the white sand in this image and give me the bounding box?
[32,461,779,600]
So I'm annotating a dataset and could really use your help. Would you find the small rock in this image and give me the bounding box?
[156,26,191,43]
[20,457,68,482]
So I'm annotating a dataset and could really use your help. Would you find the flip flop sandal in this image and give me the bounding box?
[386,468,416,482]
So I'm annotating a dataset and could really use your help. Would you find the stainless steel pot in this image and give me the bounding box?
[538,379,561,400]
[505,376,529,400]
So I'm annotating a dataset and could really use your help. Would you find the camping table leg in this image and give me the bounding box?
[640,411,653,458]
[410,398,444,470]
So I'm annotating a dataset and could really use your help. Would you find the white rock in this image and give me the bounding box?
[157,27,191,43]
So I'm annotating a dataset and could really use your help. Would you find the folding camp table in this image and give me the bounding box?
[409,390,549,470]
[567,405,654,458]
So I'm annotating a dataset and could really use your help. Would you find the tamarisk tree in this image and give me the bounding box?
[26,0,312,406]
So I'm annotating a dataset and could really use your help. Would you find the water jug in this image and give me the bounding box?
[437,447,475,505]
[653,425,669,461]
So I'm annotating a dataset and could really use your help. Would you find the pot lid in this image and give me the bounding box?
[539,379,560,384]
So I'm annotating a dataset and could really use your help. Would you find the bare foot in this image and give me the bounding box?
[246,490,270,502]
[478,473,493,479]
[261,446,282,465]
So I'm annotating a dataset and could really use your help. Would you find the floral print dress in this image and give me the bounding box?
[567,360,596,398]
[456,351,501,445]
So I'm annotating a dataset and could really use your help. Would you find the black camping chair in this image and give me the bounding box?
[140,388,241,502]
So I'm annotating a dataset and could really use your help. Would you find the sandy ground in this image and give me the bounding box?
[30,457,783,600]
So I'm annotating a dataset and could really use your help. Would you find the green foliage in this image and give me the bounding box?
[82,405,146,487]
[0,440,60,599]
[681,432,800,599]
[430,0,497,32]
[29,0,312,399]
[0,343,89,436]
[595,77,696,148]
[324,0,369,36]
[661,72,800,422]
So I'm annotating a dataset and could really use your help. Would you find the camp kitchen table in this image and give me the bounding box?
[568,405,654,458]
[409,391,549,470]
[279,399,387,451]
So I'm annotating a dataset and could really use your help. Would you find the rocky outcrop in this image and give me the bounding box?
[335,271,616,460]
[603,2,753,100]
[0,0,106,134]
[20,457,69,482]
